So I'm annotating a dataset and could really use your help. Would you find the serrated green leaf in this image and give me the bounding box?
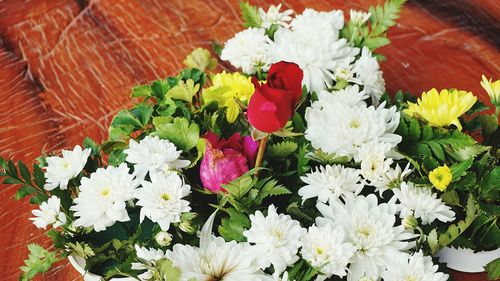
[15,185,37,200]
[20,244,58,281]
[131,85,152,98]
[17,161,32,184]
[485,258,500,280]
[33,164,45,189]
[267,141,298,158]
[450,158,473,182]
[239,1,262,28]
[155,117,199,151]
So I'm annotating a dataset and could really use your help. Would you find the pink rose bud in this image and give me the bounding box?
[200,132,259,192]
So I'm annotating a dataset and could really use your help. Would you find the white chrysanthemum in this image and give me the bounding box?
[44,145,90,190]
[135,172,191,231]
[353,47,385,105]
[316,85,369,107]
[221,28,270,74]
[382,251,449,281]
[124,136,190,181]
[291,9,344,38]
[317,195,417,281]
[30,196,66,229]
[71,163,139,232]
[259,4,293,29]
[131,245,167,281]
[243,205,304,275]
[268,9,358,94]
[393,182,455,224]
[305,87,401,159]
[301,223,356,279]
[299,164,364,203]
[167,212,272,281]
[350,10,371,26]
[356,141,395,191]
[373,163,413,194]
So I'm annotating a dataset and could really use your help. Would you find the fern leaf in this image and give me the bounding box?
[240,1,262,28]
[267,141,298,158]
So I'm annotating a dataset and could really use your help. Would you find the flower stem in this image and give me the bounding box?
[254,135,269,176]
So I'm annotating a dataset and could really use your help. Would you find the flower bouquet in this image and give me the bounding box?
[1,1,499,281]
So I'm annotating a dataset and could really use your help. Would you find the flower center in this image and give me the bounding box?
[356,226,372,238]
[62,161,70,169]
[100,187,110,197]
[315,247,325,255]
[404,276,418,281]
[349,119,361,129]
[161,193,170,201]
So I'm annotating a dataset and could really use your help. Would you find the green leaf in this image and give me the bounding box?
[239,1,262,28]
[450,158,473,182]
[222,174,254,200]
[46,230,67,249]
[33,164,45,189]
[480,167,500,201]
[130,104,154,127]
[18,161,32,184]
[155,117,200,151]
[485,258,500,280]
[131,85,152,98]
[267,141,298,158]
[15,185,37,200]
[83,137,100,156]
[20,244,58,281]
[363,36,391,49]
[158,259,182,281]
[67,242,95,259]
[441,190,460,206]
[218,207,251,242]
[436,196,477,252]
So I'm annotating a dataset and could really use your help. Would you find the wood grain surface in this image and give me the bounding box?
[0,0,498,280]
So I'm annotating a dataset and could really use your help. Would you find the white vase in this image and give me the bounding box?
[68,255,136,281]
[435,247,500,272]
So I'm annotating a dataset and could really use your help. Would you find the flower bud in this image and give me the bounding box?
[154,231,173,247]
[402,215,418,230]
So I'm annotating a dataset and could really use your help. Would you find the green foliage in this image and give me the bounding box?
[0,157,48,204]
[109,104,154,141]
[341,0,406,52]
[221,173,291,213]
[67,242,95,259]
[20,244,58,281]
[239,1,262,28]
[267,141,298,158]
[429,196,477,254]
[397,114,476,163]
[155,117,200,151]
[485,258,500,280]
[157,259,182,281]
[218,207,251,242]
[306,149,351,165]
[450,158,473,182]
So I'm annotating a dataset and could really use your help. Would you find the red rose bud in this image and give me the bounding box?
[247,61,304,133]
[267,61,304,105]
[200,132,259,192]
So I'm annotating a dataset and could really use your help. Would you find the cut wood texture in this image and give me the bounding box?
[0,0,498,280]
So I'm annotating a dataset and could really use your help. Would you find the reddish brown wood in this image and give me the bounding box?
[0,0,498,280]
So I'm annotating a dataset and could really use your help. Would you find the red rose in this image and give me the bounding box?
[247,62,304,133]
[267,61,304,105]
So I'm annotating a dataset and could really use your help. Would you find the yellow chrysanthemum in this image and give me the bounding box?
[429,165,452,191]
[404,88,477,130]
[203,72,254,123]
[480,75,500,107]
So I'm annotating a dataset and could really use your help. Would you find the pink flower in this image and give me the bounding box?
[200,132,259,192]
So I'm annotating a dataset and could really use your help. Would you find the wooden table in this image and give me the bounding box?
[0,0,498,280]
